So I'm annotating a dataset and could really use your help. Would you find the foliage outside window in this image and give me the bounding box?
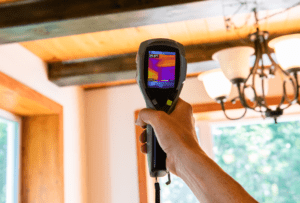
[212,119,300,203]
[160,118,300,203]
[0,122,8,203]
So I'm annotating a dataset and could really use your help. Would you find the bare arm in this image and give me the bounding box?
[136,98,258,203]
[175,144,258,203]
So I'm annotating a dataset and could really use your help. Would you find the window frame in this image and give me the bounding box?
[0,71,64,203]
[195,109,300,159]
[0,108,22,203]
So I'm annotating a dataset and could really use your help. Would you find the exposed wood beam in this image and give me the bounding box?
[48,30,300,88]
[0,0,298,43]
[48,40,242,86]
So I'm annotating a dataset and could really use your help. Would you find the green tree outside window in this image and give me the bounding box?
[160,120,300,203]
[212,120,300,203]
[0,122,8,203]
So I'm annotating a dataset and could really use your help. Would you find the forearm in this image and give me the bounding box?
[176,145,258,203]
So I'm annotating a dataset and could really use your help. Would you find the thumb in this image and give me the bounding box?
[135,108,166,128]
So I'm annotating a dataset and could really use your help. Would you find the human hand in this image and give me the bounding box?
[136,98,203,177]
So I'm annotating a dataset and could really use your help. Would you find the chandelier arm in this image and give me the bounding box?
[251,38,263,95]
[262,37,290,76]
[245,37,261,84]
[294,72,300,104]
[260,49,270,109]
[260,109,266,119]
[277,79,296,110]
[237,37,262,110]
[237,82,258,110]
[261,76,270,109]
[253,38,262,76]
[220,99,247,120]
[260,32,289,110]
[262,36,298,109]
[279,101,293,110]
[281,76,298,109]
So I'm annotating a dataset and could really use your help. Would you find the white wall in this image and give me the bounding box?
[84,63,297,203]
[0,44,87,203]
[84,77,219,203]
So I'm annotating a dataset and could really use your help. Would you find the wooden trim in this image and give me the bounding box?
[134,95,294,202]
[0,71,62,115]
[135,111,148,203]
[0,71,64,203]
[21,115,64,202]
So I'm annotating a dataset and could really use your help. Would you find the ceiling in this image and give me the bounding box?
[20,8,300,62]
[1,0,300,89]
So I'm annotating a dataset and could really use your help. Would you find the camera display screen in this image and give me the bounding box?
[147,51,176,88]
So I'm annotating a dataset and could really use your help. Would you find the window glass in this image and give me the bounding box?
[211,118,300,203]
[0,121,8,203]
[0,112,20,203]
[159,126,200,203]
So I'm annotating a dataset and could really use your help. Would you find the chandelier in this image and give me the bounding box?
[198,21,300,123]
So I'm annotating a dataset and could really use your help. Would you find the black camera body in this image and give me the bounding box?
[136,38,187,177]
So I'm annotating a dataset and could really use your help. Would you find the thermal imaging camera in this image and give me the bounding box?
[136,38,187,178]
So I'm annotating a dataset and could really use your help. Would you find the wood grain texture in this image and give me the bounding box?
[47,37,272,87]
[135,111,148,203]
[0,71,64,202]
[21,6,300,62]
[21,115,64,203]
[41,6,300,87]
[0,0,204,28]
[0,71,62,115]
[0,0,210,44]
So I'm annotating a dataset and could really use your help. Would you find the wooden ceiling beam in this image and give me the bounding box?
[0,0,298,43]
[48,40,247,86]
[48,30,300,88]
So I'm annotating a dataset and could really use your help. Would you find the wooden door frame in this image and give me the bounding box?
[0,71,64,202]
[134,95,291,203]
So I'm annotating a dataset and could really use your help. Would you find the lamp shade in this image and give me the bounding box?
[198,69,232,100]
[212,46,254,81]
[268,34,300,71]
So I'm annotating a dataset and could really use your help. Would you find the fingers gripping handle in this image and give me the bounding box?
[146,99,178,177]
[147,125,167,177]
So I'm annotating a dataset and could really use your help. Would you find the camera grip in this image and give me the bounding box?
[146,99,178,177]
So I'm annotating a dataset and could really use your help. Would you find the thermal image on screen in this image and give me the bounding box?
[148,51,176,88]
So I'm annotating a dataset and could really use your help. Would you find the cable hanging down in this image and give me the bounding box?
[154,171,171,203]
[155,177,160,203]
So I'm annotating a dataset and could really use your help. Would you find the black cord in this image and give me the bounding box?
[155,177,160,203]
[154,171,171,203]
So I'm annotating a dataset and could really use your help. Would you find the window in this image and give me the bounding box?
[0,109,21,203]
[159,114,300,203]
[159,126,201,203]
[211,116,300,203]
